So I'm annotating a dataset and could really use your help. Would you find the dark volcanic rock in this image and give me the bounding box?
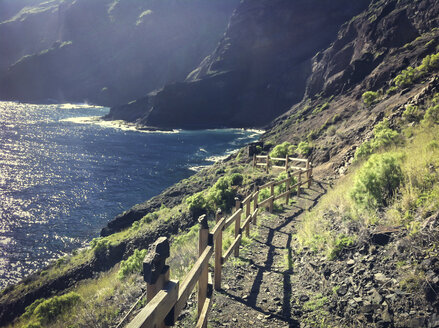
[305,0,439,99]
[0,0,239,106]
[106,0,371,129]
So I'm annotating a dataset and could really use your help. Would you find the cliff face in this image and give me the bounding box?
[305,0,439,99]
[106,0,371,129]
[0,0,238,106]
[264,0,439,174]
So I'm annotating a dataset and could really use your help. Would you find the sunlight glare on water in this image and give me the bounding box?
[0,101,261,289]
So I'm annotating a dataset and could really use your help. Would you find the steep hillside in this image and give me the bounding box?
[105,0,371,129]
[265,0,439,173]
[1,0,439,327]
[0,0,238,106]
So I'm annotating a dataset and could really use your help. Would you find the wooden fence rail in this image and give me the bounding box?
[125,156,313,328]
[253,154,312,177]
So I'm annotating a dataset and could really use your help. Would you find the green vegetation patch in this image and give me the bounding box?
[350,153,404,209]
[362,91,381,106]
[118,249,148,279]
[392,52,439,90]
[354,119,400,161]
[22,292,82,327]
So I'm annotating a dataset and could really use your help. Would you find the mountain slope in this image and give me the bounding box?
[0,0,238,106]
[105,0,371,129]
[264,0,439,173]
[1,1,439,327]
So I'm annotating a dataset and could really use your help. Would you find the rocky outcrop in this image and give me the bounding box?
[305,0,439,99]
[0,0,238,106]
[106,0,371,129]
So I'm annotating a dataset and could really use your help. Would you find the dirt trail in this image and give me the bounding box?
[208,181,327,327]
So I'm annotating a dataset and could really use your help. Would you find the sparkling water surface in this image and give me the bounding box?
[0,101,261,289]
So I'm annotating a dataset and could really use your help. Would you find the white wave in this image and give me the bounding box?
[60,117,180,134]
[58,103,105,110]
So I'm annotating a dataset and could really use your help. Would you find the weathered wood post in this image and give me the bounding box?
[253,154,256,168]
[308,162,313,188]
[143,237,171,328]
[306,159,311,188]
[266,155,270,173]
[253,186,259,225]
[297,171,302,197]
[285,154,289,172]
[198,215,209,319]
[269,181,275,213]
[245,196,251,237]
[214,209,222,291]
[234,197,241,257]
[286,172,291,205]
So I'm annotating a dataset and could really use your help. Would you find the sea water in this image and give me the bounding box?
[0,101,261,289]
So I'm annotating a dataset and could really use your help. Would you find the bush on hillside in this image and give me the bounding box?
[354,120,399,161]
[402,104,422,122]
[118,249,148,279]
[229,173,243,186]
[351,153,403,209]
[422,104,439,126]
[275,172,297,195]
[297,141,311,156]
[186,192,210,217]
[207,176,236,211]
[270,141,295,159]
[362,91,380,106]
[22,292,81,326]
[392,52,439,89]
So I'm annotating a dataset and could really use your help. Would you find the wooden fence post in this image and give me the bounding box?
[198,215,209,319]
[253,187,259,225]
[269,182,275,213]
[234,197,241,257]
[214,209,222,291]
[297,171,302,197]
[253,154,256,168]
[285,154,289,172]
[286,172,291,205]
[306,159,311,188]
[245,197,251,237]
[308,162,313,188]
[143,237,171,328]
[266,155,270,173]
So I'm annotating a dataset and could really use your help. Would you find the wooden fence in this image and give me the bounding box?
[125,159,313,328]
[253,154,311,174]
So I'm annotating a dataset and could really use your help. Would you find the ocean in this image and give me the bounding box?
[0,101,261,289]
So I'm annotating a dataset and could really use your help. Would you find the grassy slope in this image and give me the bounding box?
[3,5,439,327]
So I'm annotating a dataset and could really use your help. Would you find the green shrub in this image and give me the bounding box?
[351,153,403,209]
[394,66,418,88]
[22,292,81,325]
[354,119,399,161]
[269,141,295,159]
[186,192,209,217]
[90,237,110,256]
[118,249,148,279]
[207,176,236,211]
[275,172,297,195]
[139,212,159,226]
[328,234,356,260]
[258,188,270,202]
[362,91,380,106]
[229,173,243,186]
[422,104,439,126]
[392,52,439,90]
[372,119,400,149]
[297,141,311,156]
[402,104,422,122]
